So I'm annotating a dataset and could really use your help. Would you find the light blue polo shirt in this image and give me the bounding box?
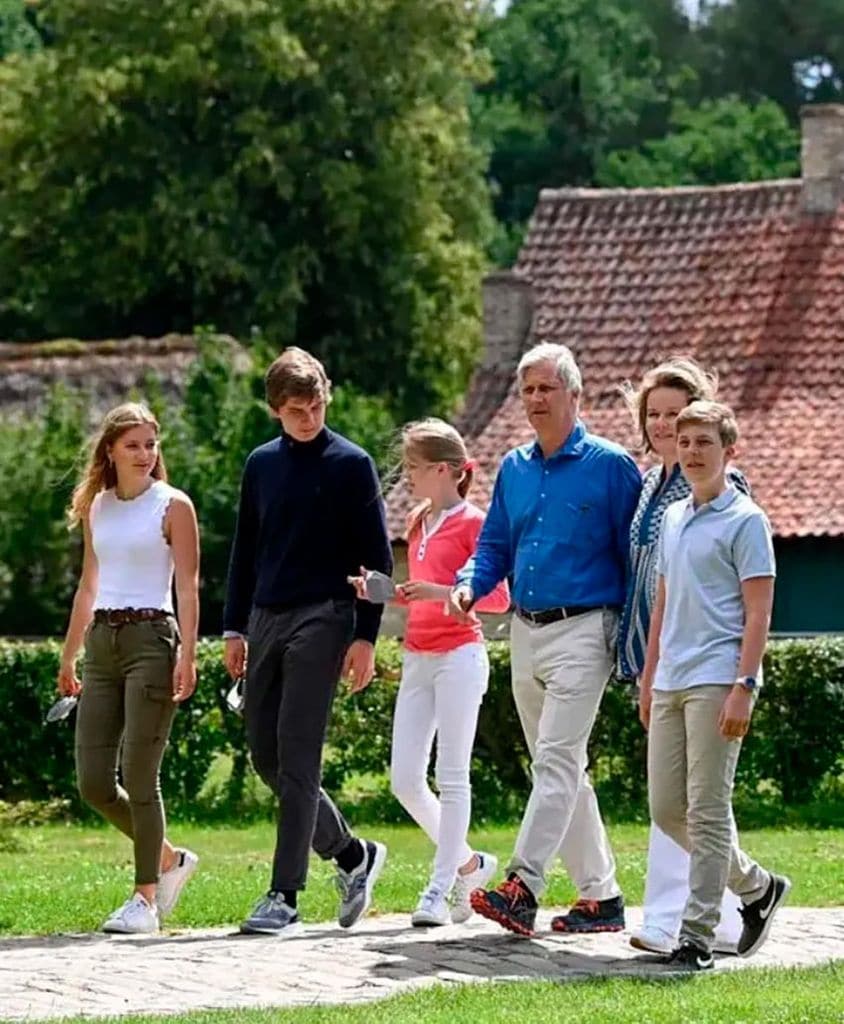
[655,485,776,692]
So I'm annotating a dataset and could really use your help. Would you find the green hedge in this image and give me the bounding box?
[1,636,843,823]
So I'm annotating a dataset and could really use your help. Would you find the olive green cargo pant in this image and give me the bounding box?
[75,618,179,885]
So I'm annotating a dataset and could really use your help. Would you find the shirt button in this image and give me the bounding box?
[528,590,533,596]
[538,516,543,522]
[530,565,534,570]
[540,493,545,499]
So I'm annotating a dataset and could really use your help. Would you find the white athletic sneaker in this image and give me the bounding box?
[157,848,199,919]
[102,893,160,934]
[450,851,498,924]
[412,888,451,927]
[629,924,675,954]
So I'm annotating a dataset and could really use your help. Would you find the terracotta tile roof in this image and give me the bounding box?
[387,180,844,539]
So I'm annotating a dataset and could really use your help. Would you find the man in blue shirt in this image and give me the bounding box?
[452,342,641,936]
[223,347,393,937]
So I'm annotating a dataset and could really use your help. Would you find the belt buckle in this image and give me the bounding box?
[105,609,123,627]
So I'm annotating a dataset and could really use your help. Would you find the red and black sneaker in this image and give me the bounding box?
[551,895,625,933]
[469,873,537,937]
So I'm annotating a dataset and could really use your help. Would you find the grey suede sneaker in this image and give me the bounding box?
[336,840,387,928]
[240,892,303,936]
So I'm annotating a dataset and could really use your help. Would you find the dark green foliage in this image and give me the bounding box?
[0,0,491,418]
[2,636,842,825]
[0,0,40,60]
[597,97,800,189]
[0,388,87,636]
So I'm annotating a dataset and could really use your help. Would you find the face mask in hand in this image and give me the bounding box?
[45,695,78,723]
[363,570,396,603]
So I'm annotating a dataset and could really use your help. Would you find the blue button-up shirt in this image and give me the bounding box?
[457,421,642,610]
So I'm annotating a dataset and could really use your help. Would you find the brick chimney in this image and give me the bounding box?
[801,104,844,214]
[481,270,534,371]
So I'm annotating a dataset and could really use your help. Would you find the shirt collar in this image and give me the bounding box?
[682,483,739,518]
[529,420,587,461]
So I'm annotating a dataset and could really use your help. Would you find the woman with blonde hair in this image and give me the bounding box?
[618,358,746,955]
[58,402,200,934]
[351,418,510,926]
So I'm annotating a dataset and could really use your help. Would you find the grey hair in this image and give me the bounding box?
[517,343,582,394]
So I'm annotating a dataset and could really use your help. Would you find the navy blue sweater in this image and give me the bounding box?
[223,428,393,643]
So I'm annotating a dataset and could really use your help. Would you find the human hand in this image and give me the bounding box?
[718,686,753,740]
[347,565,370,601]
[57,658,82,697]
[224,636,247,680]
[172,654,197,703]
[638,680,652,731]
[343,639,376,693]
[447,584,475,623]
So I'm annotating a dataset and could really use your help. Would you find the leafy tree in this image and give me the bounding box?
[695,0,844,117]
[475,0,666,261]
[0,0,491,418]
[0,0,40,60]
[597,96,799,188]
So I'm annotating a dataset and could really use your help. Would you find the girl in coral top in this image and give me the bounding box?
[352,419,509,927]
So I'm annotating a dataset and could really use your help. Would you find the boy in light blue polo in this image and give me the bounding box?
[639,401,791,972]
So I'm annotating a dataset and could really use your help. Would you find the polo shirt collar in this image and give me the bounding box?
[529,420,587,461]
[682,483,739,518]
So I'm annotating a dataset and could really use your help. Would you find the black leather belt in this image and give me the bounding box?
[516,605,604,627]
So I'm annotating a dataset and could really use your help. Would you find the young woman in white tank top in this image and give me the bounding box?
[58,402,200,934]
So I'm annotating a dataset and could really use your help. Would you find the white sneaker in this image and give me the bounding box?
[629,924,675,955]
[157,848,199,919]
[450,852,498,924]
[412,888,451,927]
[102,893,160,934]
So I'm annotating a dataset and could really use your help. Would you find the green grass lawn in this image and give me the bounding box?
[1,820,842,935]
[29,966,844,1024]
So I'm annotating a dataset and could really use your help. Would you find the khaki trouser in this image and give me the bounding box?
[648,685,770,951]
[75,618,179,885]
[507,609,620,900]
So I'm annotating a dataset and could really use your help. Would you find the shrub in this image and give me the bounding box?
[1,635,842,826]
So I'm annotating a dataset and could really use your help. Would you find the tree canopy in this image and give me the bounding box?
[0,0,491,418]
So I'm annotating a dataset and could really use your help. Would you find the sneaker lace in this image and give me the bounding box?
[335,869,365,902]
[499,878,527,906]
[571,898,601,917]
[420,888,443,910]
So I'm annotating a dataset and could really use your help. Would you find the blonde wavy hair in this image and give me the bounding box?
[67,403,167,529]
[402,418,473,539]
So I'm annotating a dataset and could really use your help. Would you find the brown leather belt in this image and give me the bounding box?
[93,608,170,627]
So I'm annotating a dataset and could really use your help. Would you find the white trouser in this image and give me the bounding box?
[390,643,488,894]
[643,824,743,947]
[508,609,620,900]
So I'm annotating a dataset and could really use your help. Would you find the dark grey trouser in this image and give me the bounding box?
[75,618,179,885]
[244,600,355,892]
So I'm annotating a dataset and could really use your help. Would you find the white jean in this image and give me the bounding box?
[390,643,489,894]
[643,823,743,948]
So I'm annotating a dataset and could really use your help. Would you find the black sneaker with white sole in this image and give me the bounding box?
[663,940,714,972]
[737,873,792,957]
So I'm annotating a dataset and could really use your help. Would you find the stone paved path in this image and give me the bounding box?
[2,907,843,1021]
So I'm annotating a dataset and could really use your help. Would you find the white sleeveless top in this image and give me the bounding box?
[90,480,179,612]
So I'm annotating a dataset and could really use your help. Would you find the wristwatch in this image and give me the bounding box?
[735,675,757,692]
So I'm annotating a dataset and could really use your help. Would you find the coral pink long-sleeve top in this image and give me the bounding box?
[402,501,510,654]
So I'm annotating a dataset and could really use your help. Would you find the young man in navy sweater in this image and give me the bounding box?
[223,347,393,936]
